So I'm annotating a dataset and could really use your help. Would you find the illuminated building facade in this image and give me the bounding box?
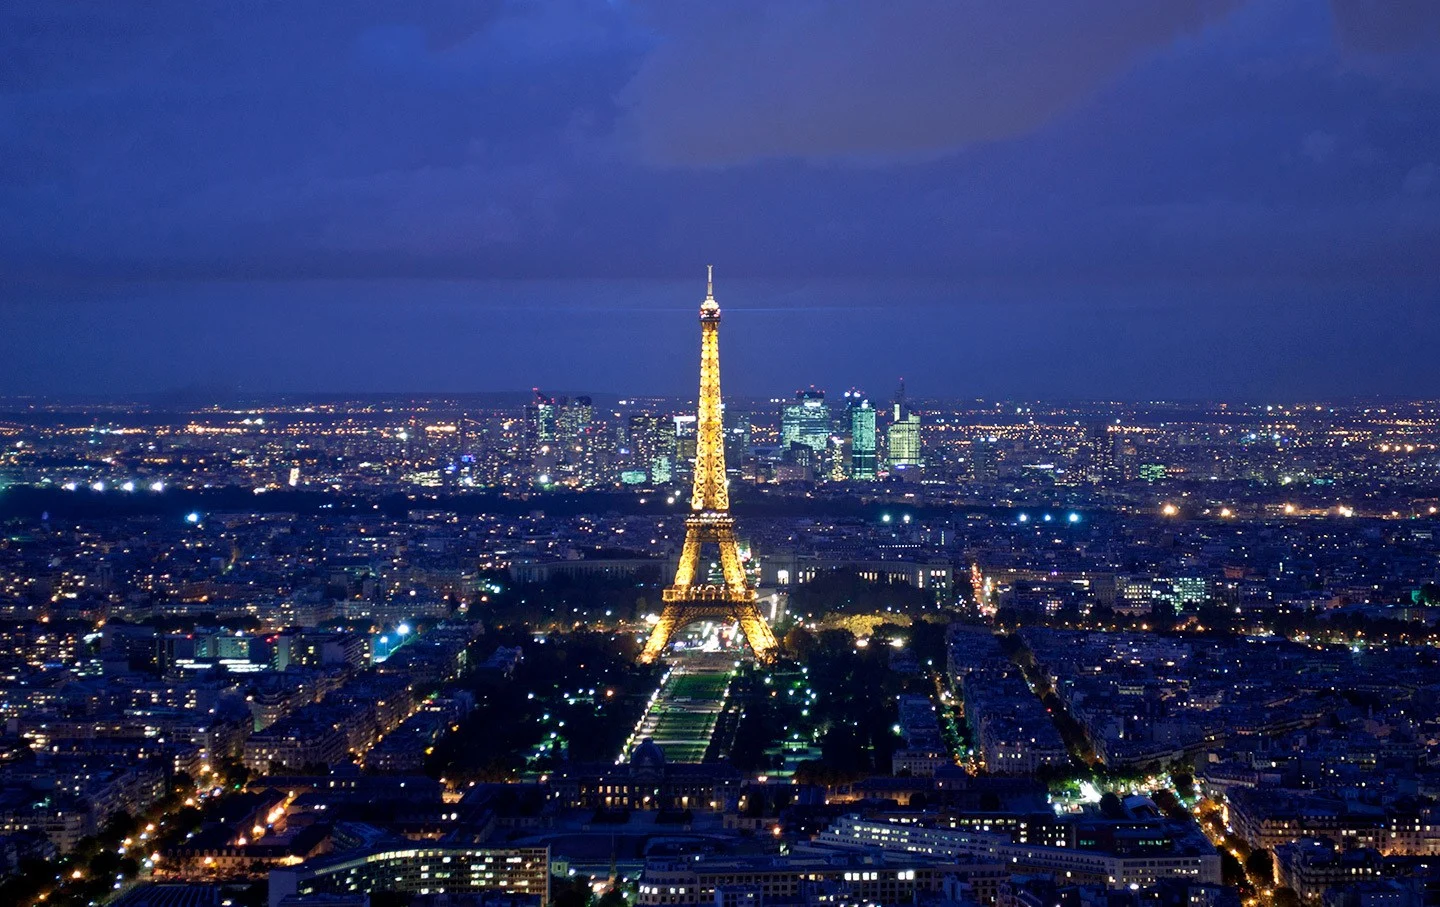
[781,389,830,454]
[888,415,922,468]
[887,380,922,469]
[641,269,778,663]
[636,850,1001,907]
[849,397,877,480]
[268,845,551,907]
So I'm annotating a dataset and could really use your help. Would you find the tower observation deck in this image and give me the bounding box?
[640,268,778,663]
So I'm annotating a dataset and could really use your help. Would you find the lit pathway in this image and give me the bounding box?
[621,652,736,763]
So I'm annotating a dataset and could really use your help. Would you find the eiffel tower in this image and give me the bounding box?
[640,267,778,664]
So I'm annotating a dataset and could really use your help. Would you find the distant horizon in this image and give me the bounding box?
[4,276,1439,401]
[2,386,1436,409]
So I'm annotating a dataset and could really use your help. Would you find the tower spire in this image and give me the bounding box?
[706,263,714,298]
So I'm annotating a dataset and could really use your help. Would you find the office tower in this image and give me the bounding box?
[653,418,676,484]
[783,440,815,475]
[556,395,592,455]
[849,397,877,480]
[630,412,675,484]
[887,380,921,469]
[525,389,557,448]
[780,389,830,454]
[673,414,698,482]
[828,435,850,481]
[554,395,599,485]
[888,415,922,468]
[623,413,657,482]
[971,437,998,482]
[724,408,751,467]
[1117,434,1140,482]
[1083,422,1118,484]
[641,268,777,664]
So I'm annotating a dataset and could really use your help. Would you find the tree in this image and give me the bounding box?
[552,874,593,907]
[1246,849,1274,885]
[1275,888,1302,907]
[783,626,816,660]
[1220,852,1248,889]
[1151,789,1189,820]
[1099,791,1126,818]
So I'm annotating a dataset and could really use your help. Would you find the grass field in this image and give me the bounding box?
[628,660,735,764]
[668,674,731,700]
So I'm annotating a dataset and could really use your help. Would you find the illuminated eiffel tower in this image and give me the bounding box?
[640,267,778,664]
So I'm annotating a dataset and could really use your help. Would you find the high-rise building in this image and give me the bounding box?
[888,415,922,469]
[673,414,698,480]
[555,395,595,485]
[556,395,592,453]
[971,436,998,482]
[781,389,830,454]
[624,413,657,482]
[1083,423,1118,484]
[849,397,877,480]
[828,435,850,481]
[887,380,921,469]
[724,408,751,467]
[526,388,557,446]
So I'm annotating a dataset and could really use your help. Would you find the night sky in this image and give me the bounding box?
[3,1,1439,400]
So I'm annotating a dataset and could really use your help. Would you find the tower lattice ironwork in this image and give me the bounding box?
[640,267,778,664]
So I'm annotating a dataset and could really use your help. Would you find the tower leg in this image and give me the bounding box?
[673,532,702,589]
[642,607,680,664]
[641,601,777,664]
[715,524,748,591]
[735,604,778,662]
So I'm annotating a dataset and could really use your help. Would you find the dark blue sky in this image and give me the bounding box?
[3,1,1438,399]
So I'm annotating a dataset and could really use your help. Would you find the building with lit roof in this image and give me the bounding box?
[267,845,550,907]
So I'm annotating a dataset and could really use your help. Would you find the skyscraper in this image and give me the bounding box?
[1083,422,1118,484]
[624,412,668,484]
[849,397,877,480]
[888,415,921,469]
[828,435,850,482]
[781,389,830,454]
[526,388,556,447]
[555,395,595,485]
[887,380,921,470]
[673,413,698,480]
[724,408,751,467]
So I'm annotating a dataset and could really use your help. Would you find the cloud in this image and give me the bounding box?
[0,0,636,279]
[2,0,1439,289]
[619,0,1245,165]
